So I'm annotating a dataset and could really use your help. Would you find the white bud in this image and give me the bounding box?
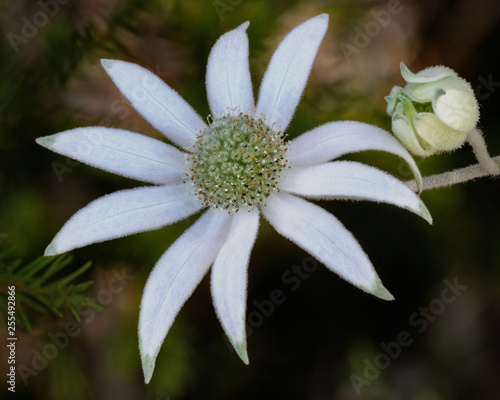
[385,62,480,157]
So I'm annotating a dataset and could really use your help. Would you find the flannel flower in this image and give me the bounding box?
[37,14,431,382]
[386,62,480,157]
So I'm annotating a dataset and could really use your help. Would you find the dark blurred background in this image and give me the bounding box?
[1,0,500,399]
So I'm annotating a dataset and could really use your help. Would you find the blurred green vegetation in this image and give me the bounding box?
[0,251,104,331]
[1,0,500,399]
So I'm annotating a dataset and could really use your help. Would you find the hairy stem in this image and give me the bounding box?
[406,156,500,192]
[405,156,500,192]
[467,128,500,175]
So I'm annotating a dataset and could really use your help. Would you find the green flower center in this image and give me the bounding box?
[187,114,287,211]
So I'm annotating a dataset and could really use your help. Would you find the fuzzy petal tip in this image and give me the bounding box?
[36,135,56,149]
[100,59,115,71]
[414,202,433,225]
[369,281,395,301]
[44,242,58,256]
[234,338,249,365]
[141,353,155,384]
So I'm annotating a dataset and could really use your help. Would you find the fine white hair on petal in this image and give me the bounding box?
[261,192,393,300]
[44,184,203,255]
[139,209,232,383]
[287,120,423,191]
[280,161,432,224]
[211,207,260,364]
[36,127,186,185]
[256,14,328,132]
[206,21,255,119]
[101,59,206,149]
[400,62,457,84]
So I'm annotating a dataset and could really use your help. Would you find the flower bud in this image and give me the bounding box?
[385,62,480,157]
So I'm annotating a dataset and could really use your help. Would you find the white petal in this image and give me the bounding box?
[256,14,328,132]
[139,209,231,383]
[211,208,259,364]
[206,22,255,118]
[36,127,186,185]
[261,192,393,300]
[45,184,202,255]
[287,120,423,191]
[101,59,206,149]
[280,161,432,223]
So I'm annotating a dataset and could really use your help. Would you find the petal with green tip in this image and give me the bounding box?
[211,209,259,364]
[261,192,394,300]
[287,120,423,191]
[139,209,232,383]
[36,127,186,185]
[101,59,206,149]
[280,161,432,224]
[206,21,254,118]
[45,184,202,255]
[256,14,329,131]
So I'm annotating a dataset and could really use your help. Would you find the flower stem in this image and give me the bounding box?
[405,156,500,192]
[467,128,500,175]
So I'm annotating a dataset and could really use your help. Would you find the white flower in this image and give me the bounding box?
[36,14,431,383]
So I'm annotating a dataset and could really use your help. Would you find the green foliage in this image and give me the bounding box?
[0,249,103,332]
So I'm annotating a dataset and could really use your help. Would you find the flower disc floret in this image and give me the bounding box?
[189,114,287,211]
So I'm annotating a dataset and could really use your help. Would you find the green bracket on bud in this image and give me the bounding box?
[385,62,480,157]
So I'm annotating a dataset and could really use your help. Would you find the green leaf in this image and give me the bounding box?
[13,255,55,280]
[49,261,92,288]
[28,254,73,287]
[0,250,102,332]
[16,301,32,332]
[17,292,48,314]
